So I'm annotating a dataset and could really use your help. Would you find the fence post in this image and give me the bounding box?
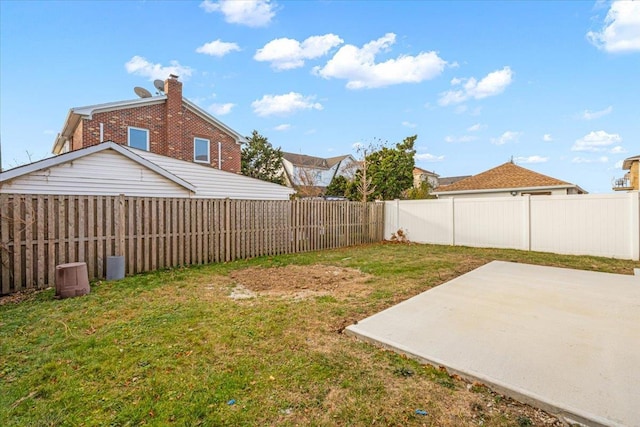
[450,197,456,246]
[225,198,231,262]
[523,194,531,252]
[0,194,11,294]
[115,194,126,257]
[395,199,400,237]
[631,191,640,261]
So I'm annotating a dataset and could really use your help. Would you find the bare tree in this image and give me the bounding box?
[293,167,324,198]
[355,147,375,202]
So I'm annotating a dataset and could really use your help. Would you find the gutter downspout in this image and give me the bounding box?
[218,141,222,170]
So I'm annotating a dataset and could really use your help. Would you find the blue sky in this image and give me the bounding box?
[1,0,638,193]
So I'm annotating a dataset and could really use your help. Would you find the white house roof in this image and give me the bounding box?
[128,146,295,199]
[2,141,295,200]
[1,142,195,192]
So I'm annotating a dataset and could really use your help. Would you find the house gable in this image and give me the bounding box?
[51,77,246,173]
[1,143,193,196]
[281,152,357,190]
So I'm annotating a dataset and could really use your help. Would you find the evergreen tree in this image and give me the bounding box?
[241,131,285,185]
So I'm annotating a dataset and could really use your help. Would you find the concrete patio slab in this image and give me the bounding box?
[345,261,640,427]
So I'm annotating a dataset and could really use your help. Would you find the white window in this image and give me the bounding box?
[194,137,210,163]
[128,127,149,151]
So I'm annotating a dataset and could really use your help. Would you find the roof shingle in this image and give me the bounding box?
[435,162,573,192]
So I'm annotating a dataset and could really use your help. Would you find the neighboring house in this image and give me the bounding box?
[281,152,358,195]
[1,141,295,200]
[52,75,245,173]
[612,154,639,191]
[412,167,439,189]
[433,161,587,199]
[437,175,471,187]
[412,168,470,190]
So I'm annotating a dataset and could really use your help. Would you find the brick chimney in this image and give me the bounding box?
[164,75,183,158]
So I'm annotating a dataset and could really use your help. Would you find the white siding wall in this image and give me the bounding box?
[1,150,190,197]
[385,192,640,260]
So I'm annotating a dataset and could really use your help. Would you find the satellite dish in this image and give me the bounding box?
[134,87,152,98]
[153,79,165,93]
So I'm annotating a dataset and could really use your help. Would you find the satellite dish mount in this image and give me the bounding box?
[153,79,165,94]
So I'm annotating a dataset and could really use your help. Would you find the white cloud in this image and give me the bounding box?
[587,0,640,53]
[415,152,445,162]
[274,124,291,131]
[313,33,447,89]
[614,160,624,168]
[543,134,553,142]
[125,56,193,81]
[514,155,548,164]
[571,130,621,151]
[572,156,609,163]
[580,105,613,120]
[444,135,477,143]
[491,131,521,145]
[402,121,417,128]
[454,105,468,114]
[439,66,513,106]
[254,34,343,70]
[467,123,484,132]
[196,39,241,57]
[610,145,626,154]
[251,92,322,116]
[200,0,275,27]
[208,103,235,115]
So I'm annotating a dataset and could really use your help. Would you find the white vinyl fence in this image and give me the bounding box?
[385,192,640,260]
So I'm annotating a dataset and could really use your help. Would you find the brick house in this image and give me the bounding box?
[51,76,245,173]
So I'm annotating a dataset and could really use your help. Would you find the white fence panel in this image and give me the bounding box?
[454,197,527,250]
[385,199,453,244]
[530,194,634,259]
[384,192,640,260]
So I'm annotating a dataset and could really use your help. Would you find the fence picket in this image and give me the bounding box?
[12,197,23,290]
[47,195,56,286]
[0,195,384,294]
[1,194,12,293]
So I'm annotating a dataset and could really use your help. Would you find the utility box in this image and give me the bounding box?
[106,256,125,281]
[55,262,90,299]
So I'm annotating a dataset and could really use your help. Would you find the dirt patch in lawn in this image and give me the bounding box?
[229,264,372,300]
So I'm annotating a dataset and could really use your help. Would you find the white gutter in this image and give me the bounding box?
[433,184,585,196]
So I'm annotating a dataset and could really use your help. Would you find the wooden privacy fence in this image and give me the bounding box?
[0,194,384,295]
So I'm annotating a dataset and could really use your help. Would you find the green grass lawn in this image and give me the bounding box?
[1,243,637,426]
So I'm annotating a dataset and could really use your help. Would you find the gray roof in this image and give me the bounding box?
[282,152,353,170]
[437,175,471,186]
